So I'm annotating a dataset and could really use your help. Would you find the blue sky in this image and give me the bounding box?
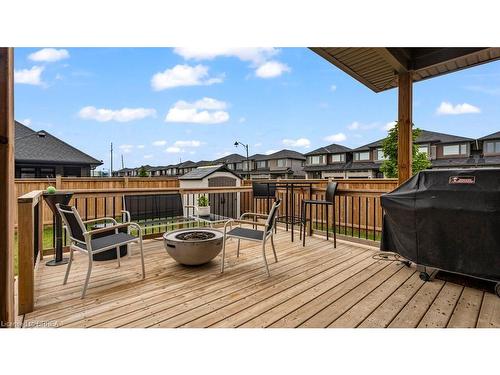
[14,47,500,172]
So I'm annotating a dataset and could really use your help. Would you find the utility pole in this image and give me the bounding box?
[110,142,113,177]
[121,154,124,169]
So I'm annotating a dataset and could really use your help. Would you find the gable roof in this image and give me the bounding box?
[416,129,473,144]
[479,131,500,141]
[15,121,102,166]
[179,164,242,180]
[254,149,306,161]
[351,139,385,152]
[213,153,246,164]
[305,143,352,156]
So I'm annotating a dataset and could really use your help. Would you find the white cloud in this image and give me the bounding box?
[215,151,232,158]
[324,133,347,142]
[254,142,262,147]
[151,64,223,91]
[173,47,278,65]
[238,117,246,123]
[119,144,134,154]
[173,140,202,148]
[347,121,380,131]
[78,106,156,122]
[152,140,167,146]
[383,121,397,131]
[174,47,289,80]
[436,101,481,115]
[29,48,70,62]
[347,121,360,130]
[14,66,44,85]
[330,84,337,92]
[255,61,291,78]
[265,149,278,155]
[22,118,32,126]
[165,146,181,153]
[143,154,154,159]
[165,97,229,124]
[137,145,145,149]
[282,138,311,148]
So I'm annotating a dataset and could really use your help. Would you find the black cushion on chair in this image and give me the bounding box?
[76,232,137,252]
[227,227,265,241]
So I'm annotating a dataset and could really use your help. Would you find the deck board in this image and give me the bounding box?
[22,230,500,328]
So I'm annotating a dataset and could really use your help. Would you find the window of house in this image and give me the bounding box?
[417,145,429,155]
[354,151,370,161]
[307,155,325,165]
[276,159,287,167]
[227,164,234,170]
[20,168,36,178]
[256,160,267,169]
[331,153,344,163]
[376,148,387,161]
[443,143,468,156]
[485,141,500,154]
[39,168,55,178]
[236,163,243,170]
[242,161,252,171]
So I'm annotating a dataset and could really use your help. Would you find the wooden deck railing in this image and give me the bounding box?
[16,180,395,314]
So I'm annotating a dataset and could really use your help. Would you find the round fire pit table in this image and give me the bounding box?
[163,228,223,266]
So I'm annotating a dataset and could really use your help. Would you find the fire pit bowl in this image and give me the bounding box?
[163,228,223,265]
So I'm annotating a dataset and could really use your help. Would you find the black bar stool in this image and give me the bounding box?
[301,181,338,248]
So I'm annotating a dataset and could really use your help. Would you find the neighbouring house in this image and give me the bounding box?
[477,131,500,168]
[345,139,386,178]
[14,121,102,178]
[303,143,352,179]
[213,153,248,175]
[251,150,306,179]
[113,167,135,177]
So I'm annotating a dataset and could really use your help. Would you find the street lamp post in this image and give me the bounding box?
[234,141,250,179]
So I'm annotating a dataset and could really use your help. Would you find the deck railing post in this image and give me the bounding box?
[17,191,43,315]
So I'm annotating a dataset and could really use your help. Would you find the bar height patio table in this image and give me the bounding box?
[43,191,73,266]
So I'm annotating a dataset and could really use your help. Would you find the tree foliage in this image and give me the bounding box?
[380,123,431,178]
[138,166,148,177]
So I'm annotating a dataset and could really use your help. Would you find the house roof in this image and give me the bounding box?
[15,121,102,166]
[177,160,196,168]
[179,164,242,180]
[478,131,500,141]
[311,48,500,93]
[254,149,306,161]
[213,153,247,164]
[351,139,385,152]
[416,129,473,144]
[305,143,352,156]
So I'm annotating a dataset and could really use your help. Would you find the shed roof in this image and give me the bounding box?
[311,48,500,93]
[179,164,242,180]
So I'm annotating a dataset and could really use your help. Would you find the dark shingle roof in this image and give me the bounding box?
[478,131,500,141]
[179,165,242,180]
[305,144,352,156]
[416,130,473,144]
[213,153,246,164]
[15,121,102,166]
[351,139,384,152]
[255,149,306,161]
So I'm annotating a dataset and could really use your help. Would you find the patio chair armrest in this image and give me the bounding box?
[239,212,268,220]
[83,222,137,237]
[121,210,131,222]
[83,217,118,225]
[232,219,267,227]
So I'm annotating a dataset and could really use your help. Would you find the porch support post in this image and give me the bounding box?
[397,71,413,185]
[0,48,15,327]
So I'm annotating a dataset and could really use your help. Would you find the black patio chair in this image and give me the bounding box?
[57,203,146,298]
[220,199,281,276]
[301,181,338,248]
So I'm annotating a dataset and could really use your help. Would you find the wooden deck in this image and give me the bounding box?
[22,231,499,328]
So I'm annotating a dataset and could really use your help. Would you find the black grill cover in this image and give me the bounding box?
[380,168,500,282]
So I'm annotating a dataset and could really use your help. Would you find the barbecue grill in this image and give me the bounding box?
[380,168,500,297]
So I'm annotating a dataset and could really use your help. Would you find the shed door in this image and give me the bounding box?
[208,176,237,218]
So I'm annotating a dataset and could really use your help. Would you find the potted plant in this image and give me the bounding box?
[196,195,210,216]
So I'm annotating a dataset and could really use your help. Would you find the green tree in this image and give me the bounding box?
[138,166,149,177]
[380,122,431,178]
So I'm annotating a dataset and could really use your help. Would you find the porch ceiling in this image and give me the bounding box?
[310,47,500,92]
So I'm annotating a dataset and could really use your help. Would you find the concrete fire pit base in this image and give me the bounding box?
[163,228,223,266]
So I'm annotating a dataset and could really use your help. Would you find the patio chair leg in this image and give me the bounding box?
[139,236,146,279]
[63,246,74,285]
[81,257,93,299]
[237,239,241,257]
[270,235,278,263]
[220,234,227,273]
[116,246,121,268]
[262,239,270,277]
